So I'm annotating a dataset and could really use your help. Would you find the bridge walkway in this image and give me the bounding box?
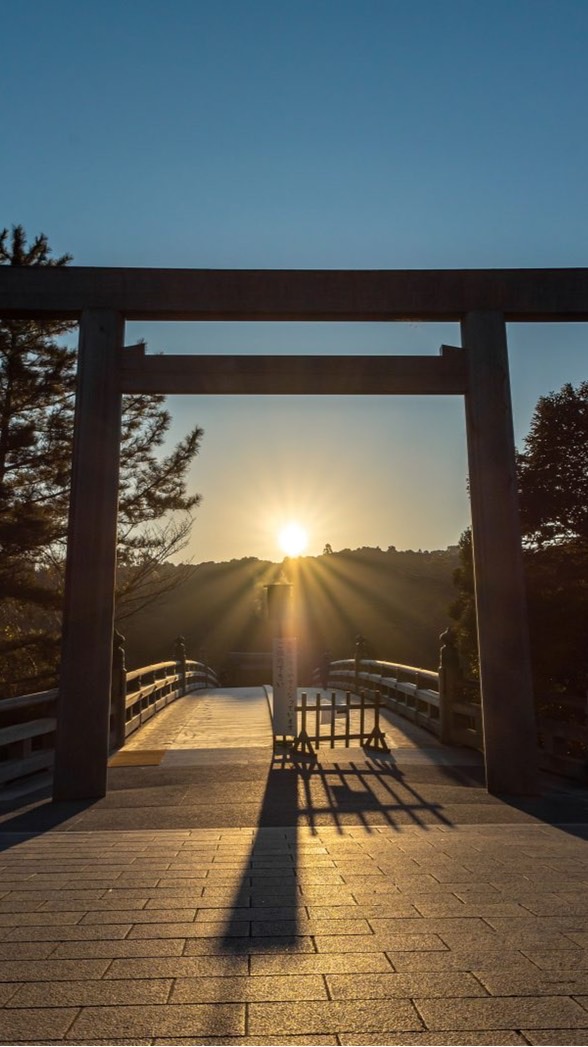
[110,683,464,767]
[0,687,587,1043]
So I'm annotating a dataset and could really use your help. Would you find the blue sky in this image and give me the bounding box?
[2,1,588,561]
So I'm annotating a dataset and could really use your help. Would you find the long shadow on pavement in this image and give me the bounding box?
[220,746,460,951]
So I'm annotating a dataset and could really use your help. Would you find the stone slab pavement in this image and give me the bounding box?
[0,686,587,1044]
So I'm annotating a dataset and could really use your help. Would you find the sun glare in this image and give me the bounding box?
[278,522,308,557]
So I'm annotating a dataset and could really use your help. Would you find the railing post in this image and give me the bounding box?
[111,629,127,750]
[439,627,461,745]
[174,635,187,694]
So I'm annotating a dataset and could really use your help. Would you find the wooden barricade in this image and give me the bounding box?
[275,689,389,758]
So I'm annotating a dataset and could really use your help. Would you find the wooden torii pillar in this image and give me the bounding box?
[53,310,124,800]
[463,312,538,795]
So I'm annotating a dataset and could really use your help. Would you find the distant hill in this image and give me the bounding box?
[120,545,459,683]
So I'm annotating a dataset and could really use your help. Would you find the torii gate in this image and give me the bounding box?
[3,266,587,800]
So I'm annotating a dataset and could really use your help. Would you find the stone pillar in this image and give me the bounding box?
[53,310,123,801]
[462,311,538,794]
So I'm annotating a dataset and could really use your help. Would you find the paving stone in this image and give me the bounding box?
[296,887,356,903]
[152,1038,338,1045]
[128,919,250,938]
[326,971,488,999]
[0,942,53,960]
[51,937,187,958]
[71,877,162,888]
[314,933,446,953]
[338,1035,527,1045]
[252,918,371,936]
[197,893,251,908]
[7,977,172,1007]
[183,936,316,955]
[412,899,528,917]
[0,899,47,913]
[81,907,197,923]
[145,893,206,908]
[5,923,132,941]
[196,906,301,922]
[437,928,574,951]
[488,916,588,935]
[526,949,588,971]
[415,995,588,1030]
[522,1031,588,1045]
[250,953,394,975]
[3,889,104,903]
[387,948,539,973]
[0,910,82,926]
[0,1007,78,1039]
[0,983,20,1005]
[106,955,249,978]
[0,1041,152,1046]
[247,998,423,1034]
[566,933,588,948]
[69,1002,245,1039]
[307,902,420,919]
[156,878,209,889]
[0,958,109,981]
[41,896,151,911]
[368,916,497,937]
[171,973,328,1003]
[476,969,588,996]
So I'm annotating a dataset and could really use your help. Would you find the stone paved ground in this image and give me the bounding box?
[0,688,587,1044]
[0,823,588,1045]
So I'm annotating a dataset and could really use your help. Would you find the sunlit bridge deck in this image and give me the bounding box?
[1,685,588,1043]
[88,684,489,832]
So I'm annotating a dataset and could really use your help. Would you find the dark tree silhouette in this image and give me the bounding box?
[0,225,203,695]
[518,381,588,547]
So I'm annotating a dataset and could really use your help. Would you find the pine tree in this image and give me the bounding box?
[518,381,588,547]
[0,225,203,695]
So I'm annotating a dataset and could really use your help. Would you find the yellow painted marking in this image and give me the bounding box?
[108,749,165,767]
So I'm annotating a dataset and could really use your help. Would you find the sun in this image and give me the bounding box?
[278,521,308,557]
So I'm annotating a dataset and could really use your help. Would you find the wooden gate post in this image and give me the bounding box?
[462,311,538,794]
[53,310,123,801]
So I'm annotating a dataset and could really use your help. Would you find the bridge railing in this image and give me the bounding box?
[0,653,217,791]
[122,660,217,739]
[317,658,483,751]
[0,689,59,789]
[318,656,588,782]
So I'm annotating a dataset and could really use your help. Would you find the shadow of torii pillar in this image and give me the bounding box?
[266,582,298,739]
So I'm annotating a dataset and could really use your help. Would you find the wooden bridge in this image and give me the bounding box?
[1,648,585,804]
